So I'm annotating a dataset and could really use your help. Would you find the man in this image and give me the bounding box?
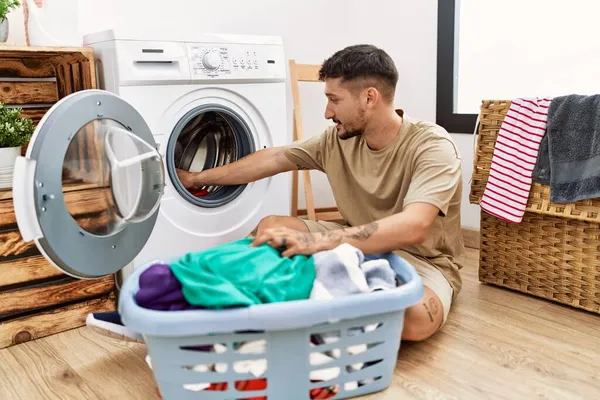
[87,44,463,343]
[177,44,464,341]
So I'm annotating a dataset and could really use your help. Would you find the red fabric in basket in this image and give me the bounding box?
[204,378,338,399]
[155,379,338,399]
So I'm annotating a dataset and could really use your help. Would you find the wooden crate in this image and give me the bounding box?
[0,46,117,349]
[0,46,96,123]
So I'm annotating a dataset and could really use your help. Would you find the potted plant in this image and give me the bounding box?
[0,0,20,42]
[0,102,34,188]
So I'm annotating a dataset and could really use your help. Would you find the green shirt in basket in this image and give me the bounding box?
[169,238,316,309]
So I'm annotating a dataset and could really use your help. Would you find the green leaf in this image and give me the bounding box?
[0,102,35,148]
[0,0,20,21]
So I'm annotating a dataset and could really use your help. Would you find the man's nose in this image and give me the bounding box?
[324,108,334,120]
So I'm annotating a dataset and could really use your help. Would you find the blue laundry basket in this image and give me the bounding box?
[119,253,424,400]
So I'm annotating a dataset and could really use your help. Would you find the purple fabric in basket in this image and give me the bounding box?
[135,263,202,311]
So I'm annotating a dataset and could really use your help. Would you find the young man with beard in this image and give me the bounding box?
[176,44,465,341]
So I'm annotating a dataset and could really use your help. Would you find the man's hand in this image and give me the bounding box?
[251,227,321,257]
[176,168,200,189]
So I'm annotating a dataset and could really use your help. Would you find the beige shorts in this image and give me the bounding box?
[302,219,454,325]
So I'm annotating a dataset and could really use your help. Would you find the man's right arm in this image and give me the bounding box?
[177,146,299,188]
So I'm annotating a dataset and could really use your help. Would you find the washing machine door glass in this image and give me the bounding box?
[11,90,164,279]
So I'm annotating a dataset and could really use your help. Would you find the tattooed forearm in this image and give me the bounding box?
[347,222,378,240]
[321,230,343,247]
[314,222,380,251]
[296,232,316,245]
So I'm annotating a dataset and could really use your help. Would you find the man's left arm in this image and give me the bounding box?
[251,202,440,257]
[312,202,441,254]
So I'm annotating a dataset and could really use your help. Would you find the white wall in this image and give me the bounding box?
[5,0,481,229]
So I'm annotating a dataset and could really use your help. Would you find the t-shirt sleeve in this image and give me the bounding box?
[403,137,462,216]
[282,128,331,172]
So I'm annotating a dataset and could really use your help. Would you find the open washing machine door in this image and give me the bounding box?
[12,89,164,279]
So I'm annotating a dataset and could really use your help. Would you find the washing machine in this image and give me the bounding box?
[11,29,291,282]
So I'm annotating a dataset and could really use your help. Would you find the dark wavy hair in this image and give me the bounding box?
[319,44,398,102]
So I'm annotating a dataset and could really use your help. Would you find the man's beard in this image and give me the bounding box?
[338,127,363,140]
[333,118,363,140]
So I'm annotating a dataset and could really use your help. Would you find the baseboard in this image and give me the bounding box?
[462,228,480,249]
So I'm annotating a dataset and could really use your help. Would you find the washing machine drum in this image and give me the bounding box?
[11,90,165,279]
[174,113,235,178]
[167,108,255,207]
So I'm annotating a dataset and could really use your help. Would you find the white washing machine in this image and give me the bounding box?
[11,29,291,282]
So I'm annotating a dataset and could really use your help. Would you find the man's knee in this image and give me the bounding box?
[252,215,308,236]
[401,287,445,342]
[402,313,438,342]
[257,215,283,231]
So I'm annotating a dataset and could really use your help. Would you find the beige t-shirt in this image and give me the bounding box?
[283,110,465,298]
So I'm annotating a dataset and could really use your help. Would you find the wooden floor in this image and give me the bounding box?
[1,248,599,399]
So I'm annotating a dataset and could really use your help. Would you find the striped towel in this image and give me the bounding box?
[480,97,551,223]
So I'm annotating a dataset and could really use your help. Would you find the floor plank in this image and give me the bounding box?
[0,332,100,400]
[0,248,599,400]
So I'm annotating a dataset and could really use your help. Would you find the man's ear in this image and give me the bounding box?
[364,87,380,108]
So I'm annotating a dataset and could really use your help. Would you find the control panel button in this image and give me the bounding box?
[202,51,221,70]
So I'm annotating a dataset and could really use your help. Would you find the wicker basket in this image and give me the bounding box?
[470,100,600,314]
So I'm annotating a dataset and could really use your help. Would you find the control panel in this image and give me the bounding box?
[186,43,285,80]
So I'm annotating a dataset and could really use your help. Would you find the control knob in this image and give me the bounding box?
[202,51,221,70]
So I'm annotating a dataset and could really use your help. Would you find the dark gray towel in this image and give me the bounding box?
[532,94,600,203]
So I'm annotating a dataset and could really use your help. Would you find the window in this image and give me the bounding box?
[437,0,600,133]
